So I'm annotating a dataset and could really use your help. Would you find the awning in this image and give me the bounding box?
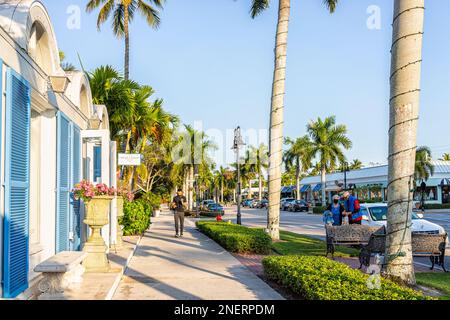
[300,185,311,193]
[440,178,450,186]
[281,186,289,193]
[325,185,342,192]
[312,184,322,192]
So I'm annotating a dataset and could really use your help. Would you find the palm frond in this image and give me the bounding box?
[251,0,270,18]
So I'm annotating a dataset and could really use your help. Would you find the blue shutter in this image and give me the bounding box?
[56,112,71,253]
[93,146,102,183]
[70,126,81,251]
[2,69,31,298]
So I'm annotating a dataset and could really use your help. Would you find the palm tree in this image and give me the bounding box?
[248,144,269,201]
[86,0,164,80]
[440,153,450,161]
[415,147,434,183]
[250,0,338,240]
[385,0,425,285]
[307,116,352,206]
[284,136,312,200]
[349,159,363,170]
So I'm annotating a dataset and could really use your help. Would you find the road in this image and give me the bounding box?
[224,206,450,271]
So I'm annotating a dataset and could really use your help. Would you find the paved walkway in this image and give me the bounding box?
[112,212,283,300]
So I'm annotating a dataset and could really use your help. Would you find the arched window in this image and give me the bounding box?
[28,22,53,75]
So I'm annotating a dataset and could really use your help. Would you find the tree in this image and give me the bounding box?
[385,0,425,285]
[414,147,434,183]
[307,116,352,206]
[250,0,338,240]
[86,0,164,80]
[284,136,312,200]
[439,153,450,161]
[59,51,76,71]
[349,159,363,170]
[248,144,269,201]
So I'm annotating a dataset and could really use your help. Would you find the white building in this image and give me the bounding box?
[0,0,117,298]
[295,162,450,205]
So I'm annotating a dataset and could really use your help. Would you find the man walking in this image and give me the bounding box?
[343,191,362,225]
[171,189,187,238]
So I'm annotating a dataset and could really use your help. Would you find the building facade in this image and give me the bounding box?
[0,0,117,298]
[293,162,450,206]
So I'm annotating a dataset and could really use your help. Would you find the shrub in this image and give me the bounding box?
[120,199,152,236]
[200,211,225,218]
[196,221,272,254]
[142,192,162,210]
[262,255,427,300]
[424,203,450,210]
[313,206,327,214]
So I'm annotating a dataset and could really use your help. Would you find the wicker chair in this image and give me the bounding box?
[325,225,383,258]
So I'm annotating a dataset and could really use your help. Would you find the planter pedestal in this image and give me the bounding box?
[83,196,112,273]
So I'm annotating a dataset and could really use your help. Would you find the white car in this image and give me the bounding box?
[360,203,446,235]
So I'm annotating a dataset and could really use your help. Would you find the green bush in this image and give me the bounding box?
[196,221,272,254]
[200,211,225,218]
[424,203,450,210]
[142,192,162,210]
[120,199,152,236]
[263,255,427,300]
[313,206,327,214]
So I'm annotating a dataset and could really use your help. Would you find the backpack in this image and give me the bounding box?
[354,199,361,212]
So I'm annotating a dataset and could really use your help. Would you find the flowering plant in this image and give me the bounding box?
[72,180,116,202]
[117,187,135,202]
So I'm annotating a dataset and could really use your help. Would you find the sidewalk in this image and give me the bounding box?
[112,211,283,300]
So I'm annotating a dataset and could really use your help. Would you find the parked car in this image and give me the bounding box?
[258,199,269,209]
[207,203,224,213]
[242,199,253,207]
[250,200,260,208]
[287,200,310,212]
[280,198,295,210]
[281,199,296,211]
[360,203,446,235]
[200,199,215,211]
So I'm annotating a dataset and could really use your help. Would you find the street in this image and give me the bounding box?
[225,206,450,271]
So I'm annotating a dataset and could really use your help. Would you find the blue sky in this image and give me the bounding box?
[46,0,450,167]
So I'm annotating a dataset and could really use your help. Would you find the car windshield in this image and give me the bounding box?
[368,206,420,221]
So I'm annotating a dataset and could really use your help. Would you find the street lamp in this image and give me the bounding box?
[232,126,246,225]
[342,162,349,191]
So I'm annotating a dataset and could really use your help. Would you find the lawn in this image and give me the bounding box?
[416,273,450,300]
[272,231,360,258]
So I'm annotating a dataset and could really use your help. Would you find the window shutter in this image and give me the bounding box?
[2,69,31,298]
[56,112,71,253]
[70,126,82,251]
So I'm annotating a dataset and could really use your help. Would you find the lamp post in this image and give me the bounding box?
[232,127,245,225]
[342,162,349,191]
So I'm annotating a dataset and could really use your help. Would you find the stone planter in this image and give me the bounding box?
[82,196,113,273]
[153,209,161,218]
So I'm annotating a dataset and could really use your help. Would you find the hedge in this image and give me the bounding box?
[423,203,450,210]
[263,255,428,300]
[199,211,225,218]
[196,221,272,254]
[312,206,327,214]
[120,199,152,236]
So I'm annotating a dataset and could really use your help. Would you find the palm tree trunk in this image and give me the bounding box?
[221,180,224,203]
[259,174,263,201]
[296,159,300,200]
[124,4,130,80]
[321,168,327,207]
[267,0,290,241]
[189,165,194,210]
[385,0,424,285]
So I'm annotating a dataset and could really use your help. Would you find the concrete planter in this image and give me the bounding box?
[153,209,161,218]
[83,196,113,273]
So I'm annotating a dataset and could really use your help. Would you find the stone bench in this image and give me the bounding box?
[34,251,87,300]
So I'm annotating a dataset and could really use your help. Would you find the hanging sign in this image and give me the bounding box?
[118,153,142,166]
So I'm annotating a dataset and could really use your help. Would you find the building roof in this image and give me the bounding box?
[298,161,450,188]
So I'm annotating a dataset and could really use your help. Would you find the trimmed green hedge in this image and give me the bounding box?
[263,255,427,300]
[120,199,152,236]
[312,206,327,214]
[424,203,450,210]
[196,221,271,254]
[199,211,225,218]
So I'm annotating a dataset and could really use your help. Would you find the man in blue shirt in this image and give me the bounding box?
[343,191,362,225]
